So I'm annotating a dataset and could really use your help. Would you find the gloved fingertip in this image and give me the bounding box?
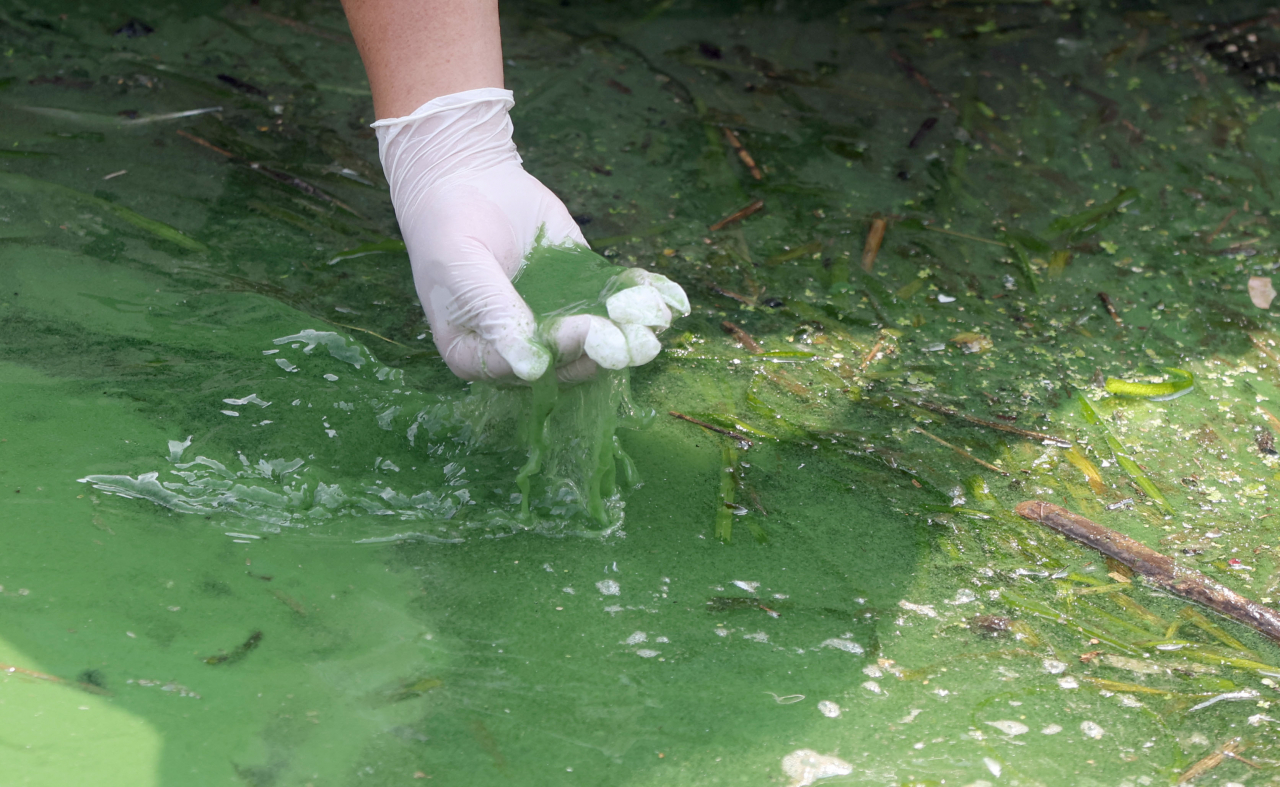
[556,354,599,384]
[620,324,661,366]
[583,316,630,370]
[545,314,593,363]
[606,286,671,329]
[493,334,552,381]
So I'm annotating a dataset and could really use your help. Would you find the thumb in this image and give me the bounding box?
[425,253,551,382]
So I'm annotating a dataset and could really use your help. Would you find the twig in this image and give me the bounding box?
[1250,334,1280,366]
[1178,738,1243,784]
[721,127,762,180]
[913,399,1072,447]
[709,284,754,305]
[858,335,889,372]
[709,199,764,232]
[907,117,938,149]
[888,51,956,113]
[1016,501,1280,646]
[861,217,887,272]
[919,224,1009,248]
[325,320,411,349]
[1098,291,1124,327]
[1,662,110,696]
[721,321,764,354]
[1205,207,1239,245]
[176,128,235,158]
[912,427,1008,475]
[669,411,752,443]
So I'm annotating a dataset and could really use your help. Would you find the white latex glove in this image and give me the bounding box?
[374,88,690,382]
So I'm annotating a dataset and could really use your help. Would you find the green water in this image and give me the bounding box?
[8,0,1280,784]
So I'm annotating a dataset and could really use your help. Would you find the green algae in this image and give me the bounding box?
[507,241,642,529]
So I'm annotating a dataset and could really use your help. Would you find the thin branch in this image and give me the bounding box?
[912,427,1008,475]
[669,411,752,443]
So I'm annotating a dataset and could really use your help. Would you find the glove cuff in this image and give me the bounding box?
[374,88,523,201]
[370,87,515,129]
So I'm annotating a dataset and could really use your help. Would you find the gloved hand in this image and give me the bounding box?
[374,87,689,382]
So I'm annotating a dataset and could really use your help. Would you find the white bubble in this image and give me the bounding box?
[596,580,620,596]
[817,700,841,718]
[819,638,864,655]
[984,720,1028,736]
[624,631,647,645]
[635,649,660,658]
[1041,724,1063,735]
[780,750,852,787]
[1042,659,1068,674]
[1080,721,1105,739]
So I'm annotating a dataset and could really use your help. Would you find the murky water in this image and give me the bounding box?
[7,0,1280,784]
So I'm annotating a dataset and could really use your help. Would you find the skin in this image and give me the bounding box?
[339,0,505,119]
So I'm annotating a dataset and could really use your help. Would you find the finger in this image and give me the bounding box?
[434,325,515,381]
[424,256,551,382]
[606,285,672,329]
[556,354,599,384]
[619,324,661,366]
[582,316,630,370]
[544,314,591,364]
[614,269,690,316]
[535,191,590,248]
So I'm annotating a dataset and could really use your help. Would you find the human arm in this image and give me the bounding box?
[340,0,688,382]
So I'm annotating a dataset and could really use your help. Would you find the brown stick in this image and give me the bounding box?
[913,400,1072,447]
[0,662,110,696]
[1178,738,1243,784]
[913,427,1008,475]
[861,217,887,272]
[1016,501,1280,646]
[709,199,764,232]
[888,51,956,113]
[858,335,889,372]
[1205,207,1239,246]
[669,411,752,443]
[709,284,754,306]
[721,321,764,354]
[721,127,762,180]
[176,128,235,158]
[1098,291,1125,327]
[1250,333,1280,366]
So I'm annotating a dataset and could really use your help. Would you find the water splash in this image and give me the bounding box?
[79,329,645,539]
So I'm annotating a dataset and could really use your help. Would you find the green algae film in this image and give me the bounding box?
[7,0,1280,785]
[512,241,623,320]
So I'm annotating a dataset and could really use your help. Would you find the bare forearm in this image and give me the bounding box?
[340,0,504,119]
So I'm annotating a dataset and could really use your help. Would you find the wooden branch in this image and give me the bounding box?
[709,199,764,232]
[721,321,764,354]
[913,399,1072,447]
[669,411,752,443]
[1016,501,1280,646]
[913,427,1008,475]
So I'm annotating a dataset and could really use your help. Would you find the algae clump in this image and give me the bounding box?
[500,242,650,531]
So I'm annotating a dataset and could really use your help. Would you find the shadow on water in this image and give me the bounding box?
[6,0,1280,784]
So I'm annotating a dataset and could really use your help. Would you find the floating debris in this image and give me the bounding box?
[203,630,263,665]
[780,750,853,787]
